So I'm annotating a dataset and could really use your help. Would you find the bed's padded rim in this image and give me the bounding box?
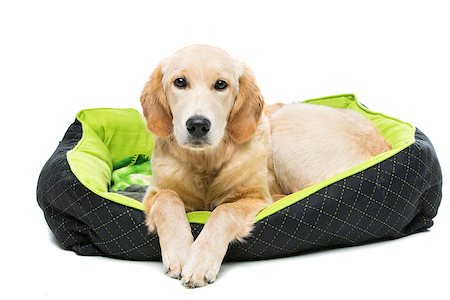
[37,120,442,261]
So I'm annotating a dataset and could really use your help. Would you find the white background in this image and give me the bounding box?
[1,0,448,299]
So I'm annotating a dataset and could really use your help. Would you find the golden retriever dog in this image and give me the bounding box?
[140,45,390,288]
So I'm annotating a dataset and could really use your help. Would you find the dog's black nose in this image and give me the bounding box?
[186,116,211,138]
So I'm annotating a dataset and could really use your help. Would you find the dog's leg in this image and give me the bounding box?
[181,198,268,288]
[143,189,193,279]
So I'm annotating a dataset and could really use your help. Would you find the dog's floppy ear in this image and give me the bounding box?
[227,66,264,144]
[140,64,172,137]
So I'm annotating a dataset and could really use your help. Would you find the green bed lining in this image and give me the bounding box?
[67,108,153,210]
[66,94,415,223]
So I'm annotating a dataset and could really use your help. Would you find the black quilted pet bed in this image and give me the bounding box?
[37,94,442,261]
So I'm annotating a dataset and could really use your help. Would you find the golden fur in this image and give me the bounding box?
[140,45,391,288]
[269,103,391,193]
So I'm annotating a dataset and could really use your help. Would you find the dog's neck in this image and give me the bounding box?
[163,135,237,175]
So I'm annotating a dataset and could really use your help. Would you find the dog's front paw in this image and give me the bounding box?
[180,240,225,288]
[160,236,193,279]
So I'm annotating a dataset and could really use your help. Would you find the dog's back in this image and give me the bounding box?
[269,103,391,193]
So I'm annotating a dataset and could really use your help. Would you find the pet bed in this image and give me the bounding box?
[37,94,442,261]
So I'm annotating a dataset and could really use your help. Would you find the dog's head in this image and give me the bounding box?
[141,45,264,149]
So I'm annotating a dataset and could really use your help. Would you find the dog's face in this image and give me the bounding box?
[162,46,241,148]
[141,45,264,149]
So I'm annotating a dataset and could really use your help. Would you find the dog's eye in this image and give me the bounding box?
[214,80,228,90]
[174,77,187,88]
